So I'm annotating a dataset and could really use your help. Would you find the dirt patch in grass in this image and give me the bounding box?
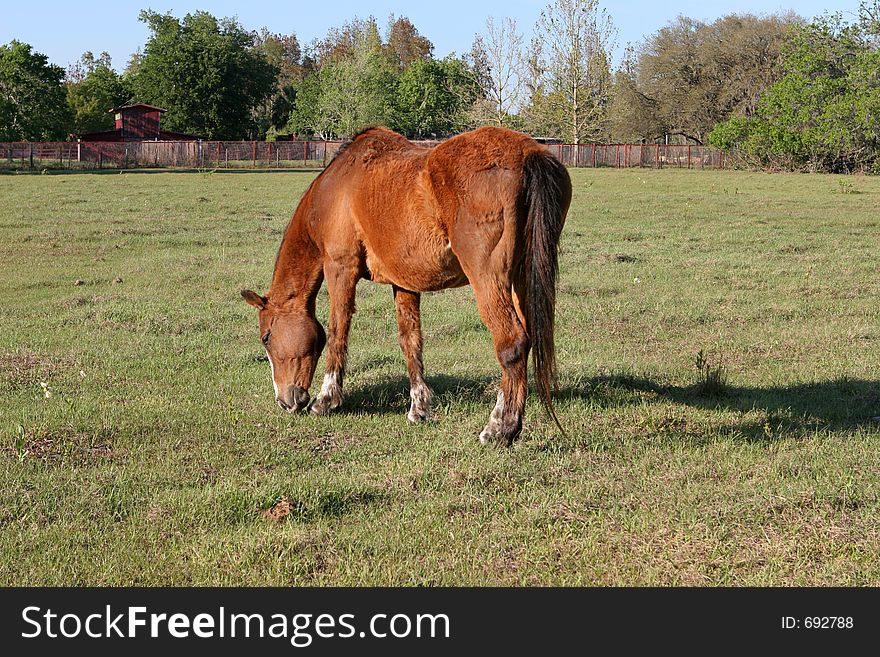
[263,496,292,524]
[3,427,125,465]
[0,349,76,388]
[309,432,358,456]
[63,294,119,308]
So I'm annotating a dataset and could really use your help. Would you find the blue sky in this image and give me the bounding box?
[0,1,866,72]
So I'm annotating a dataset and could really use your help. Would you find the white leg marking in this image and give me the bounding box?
[311,372,343,415]
[479,391,505,444]
[407,380,433,423]
[318,372,338,399]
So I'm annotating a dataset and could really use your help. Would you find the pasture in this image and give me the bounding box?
[1,166,878,585]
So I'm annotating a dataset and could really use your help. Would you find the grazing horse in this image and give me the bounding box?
[242,126,571,446]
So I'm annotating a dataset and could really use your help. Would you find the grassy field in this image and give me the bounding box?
[1,166,878,586]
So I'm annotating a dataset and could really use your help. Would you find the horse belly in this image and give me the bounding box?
[365,236,468,292]
[355,168,468,292]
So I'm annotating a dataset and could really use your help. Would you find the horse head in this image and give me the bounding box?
[241,289,326,412]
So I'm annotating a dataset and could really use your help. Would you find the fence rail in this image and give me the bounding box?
[545,142,724,169]
[0,140,345,170]
[0,140,725,170]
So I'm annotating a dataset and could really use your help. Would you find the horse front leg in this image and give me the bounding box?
[310,261,359,416]
[393,286,433,422]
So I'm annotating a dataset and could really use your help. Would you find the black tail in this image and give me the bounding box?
[522,150,572,432]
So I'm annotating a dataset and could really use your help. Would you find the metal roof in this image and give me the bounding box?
[109,103,167,113]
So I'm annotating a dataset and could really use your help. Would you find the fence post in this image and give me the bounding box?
[304,141,309,167]
[225,147,228,169]
[687,145,692,169]
[29,143,34,169]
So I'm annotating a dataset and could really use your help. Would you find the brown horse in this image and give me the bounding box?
[242,126,571,446]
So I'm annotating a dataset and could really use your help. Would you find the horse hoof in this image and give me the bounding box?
[310,398,338,416]
[479,425,517,447]
[478,427,499,445]
[407,409,432,423]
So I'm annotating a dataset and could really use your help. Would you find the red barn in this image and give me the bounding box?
[78,104,199,142]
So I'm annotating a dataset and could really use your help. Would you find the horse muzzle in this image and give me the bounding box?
[277,386,310,412]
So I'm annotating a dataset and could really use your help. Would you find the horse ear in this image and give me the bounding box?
[241,289,267,310]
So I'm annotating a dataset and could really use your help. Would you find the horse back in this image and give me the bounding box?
[314,128,467,291]
[308,126,547,292]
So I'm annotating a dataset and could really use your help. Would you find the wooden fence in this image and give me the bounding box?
[0,140,724,170]
[545,142,724,169]
[0,140,345,170]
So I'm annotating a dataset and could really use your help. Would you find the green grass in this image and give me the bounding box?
[1,167,878,586]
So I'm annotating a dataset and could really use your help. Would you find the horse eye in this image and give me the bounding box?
[261,331,271,346]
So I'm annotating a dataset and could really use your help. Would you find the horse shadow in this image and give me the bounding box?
[342,372,497,416]
[560,374,880,441]
[340,369,880,442]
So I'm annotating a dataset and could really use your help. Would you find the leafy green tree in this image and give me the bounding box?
[288,47,398,139]
[133,10,278,139]
[0,40,71,140]
[311,16,384,68]
[710,1,880,172]
[394,56,481,137]
[252,30,310,135]
[66,52,131,134]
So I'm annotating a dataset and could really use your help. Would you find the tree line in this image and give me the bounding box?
[1,0,877,172]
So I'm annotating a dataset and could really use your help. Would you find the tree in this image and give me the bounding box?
[385,16,434,70]
[253,30,309,136]
[66,52,131,135]
[288,47,398,139]
[470,17,525,128]
[311,16,384,68]
[133,10,278,139]
[530,0,616,143]
[0,40,71,141]
[616,13,799,144]
[395,56,481,137]
[608,45,663,142]
[710,1,880,172]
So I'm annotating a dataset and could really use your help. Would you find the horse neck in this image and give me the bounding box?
[269,201,323,314]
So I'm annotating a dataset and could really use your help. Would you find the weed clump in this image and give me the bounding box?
[694,349,728,397]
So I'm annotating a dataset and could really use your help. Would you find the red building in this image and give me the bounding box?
[78,104,199,142]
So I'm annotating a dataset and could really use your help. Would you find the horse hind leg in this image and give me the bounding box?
[394,286,433,423]
[472,279,529,447]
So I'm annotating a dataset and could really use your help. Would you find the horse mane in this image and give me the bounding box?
[330,126,387,163]
[329,125,416,166]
